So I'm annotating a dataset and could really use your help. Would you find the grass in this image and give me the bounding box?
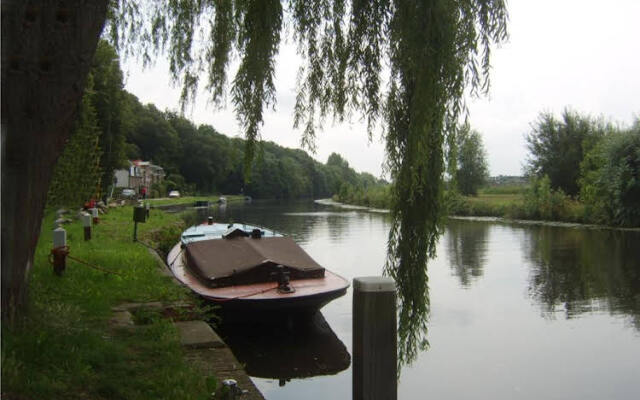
[478,184,528,195]
[147,194,245,207]
[457,193,522,217]
[450,184,529,218]
[1,206,218,400]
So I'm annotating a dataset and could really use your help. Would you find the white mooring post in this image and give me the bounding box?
[82,212,92,241]
[91,207,99,224]
[353,276,397,400]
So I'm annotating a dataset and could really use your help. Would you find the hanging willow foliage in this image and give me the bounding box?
[107,0,508,366]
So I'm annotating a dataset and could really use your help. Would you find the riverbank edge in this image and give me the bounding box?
[145,245,266,400]
[316,198,640,232]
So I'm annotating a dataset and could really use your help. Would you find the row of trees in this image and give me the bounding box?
[139,109,385,199]
[47,41,382,207]
[525,109,640,227]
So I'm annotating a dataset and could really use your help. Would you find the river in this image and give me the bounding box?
[183,199,640,400]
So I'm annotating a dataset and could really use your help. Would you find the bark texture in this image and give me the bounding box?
[1,0,109,322]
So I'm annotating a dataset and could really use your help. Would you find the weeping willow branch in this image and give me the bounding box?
[383,0,508,366]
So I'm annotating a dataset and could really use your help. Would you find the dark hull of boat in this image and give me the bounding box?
[166,243,349,321]
[206,287,347,322]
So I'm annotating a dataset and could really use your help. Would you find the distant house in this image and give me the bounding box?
[113,160,165,192]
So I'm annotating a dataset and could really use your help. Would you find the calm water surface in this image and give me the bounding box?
[188,200,640,399]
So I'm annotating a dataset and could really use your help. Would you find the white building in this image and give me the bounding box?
[113,160,165,192]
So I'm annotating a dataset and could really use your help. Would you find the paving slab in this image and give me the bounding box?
[185,347,265,400]
[112,301,164,312]
[112,300,195,313]
[175,320,225,349]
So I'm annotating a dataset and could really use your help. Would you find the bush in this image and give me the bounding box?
[508,175,579,222]
[579,122,640,227]
[597,127,640,226]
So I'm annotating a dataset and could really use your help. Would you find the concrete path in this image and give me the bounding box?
[174,319,265,399]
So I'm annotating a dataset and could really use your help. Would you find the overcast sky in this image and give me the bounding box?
[122,0,640,178]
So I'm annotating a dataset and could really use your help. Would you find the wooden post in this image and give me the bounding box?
[82,212,92,241]
[133,221,138,242]
[353,276,397,400]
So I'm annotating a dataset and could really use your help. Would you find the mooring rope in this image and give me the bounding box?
[49,245,123,276]
[211,285,279,302]
[167,247,184,267]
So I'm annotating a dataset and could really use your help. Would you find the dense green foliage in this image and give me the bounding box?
[454,124,489,196]
[1,208,216,399]
[579,121,640,227]
[47,76,103,207]
[48,41,129,208]
[525,110,609,196]
[524,110,639,227]
[93,41,129,190]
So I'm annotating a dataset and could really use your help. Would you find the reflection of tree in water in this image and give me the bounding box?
[446,219,490,288]
[524,226,640,330]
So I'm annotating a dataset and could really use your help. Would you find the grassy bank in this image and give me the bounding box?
[451,193,523,217]
[335,184,592,224]
[1,206,217,399]
[147,194,246,207]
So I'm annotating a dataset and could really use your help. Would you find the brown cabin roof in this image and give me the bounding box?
[184,236,325,287]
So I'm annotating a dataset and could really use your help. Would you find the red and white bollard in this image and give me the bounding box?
[82,212,92,241]
[52,227,68,275]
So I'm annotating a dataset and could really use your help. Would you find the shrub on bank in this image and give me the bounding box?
[334,183,392,209]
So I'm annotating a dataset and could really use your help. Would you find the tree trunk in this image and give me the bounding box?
[1,0,109,323]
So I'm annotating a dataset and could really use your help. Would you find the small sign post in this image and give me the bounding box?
[133,205,147,242]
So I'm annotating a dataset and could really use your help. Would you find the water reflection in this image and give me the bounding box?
[445,219,490,288]
[523,226,640,330]
[217,312,350,383]
[171,201,640,399]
